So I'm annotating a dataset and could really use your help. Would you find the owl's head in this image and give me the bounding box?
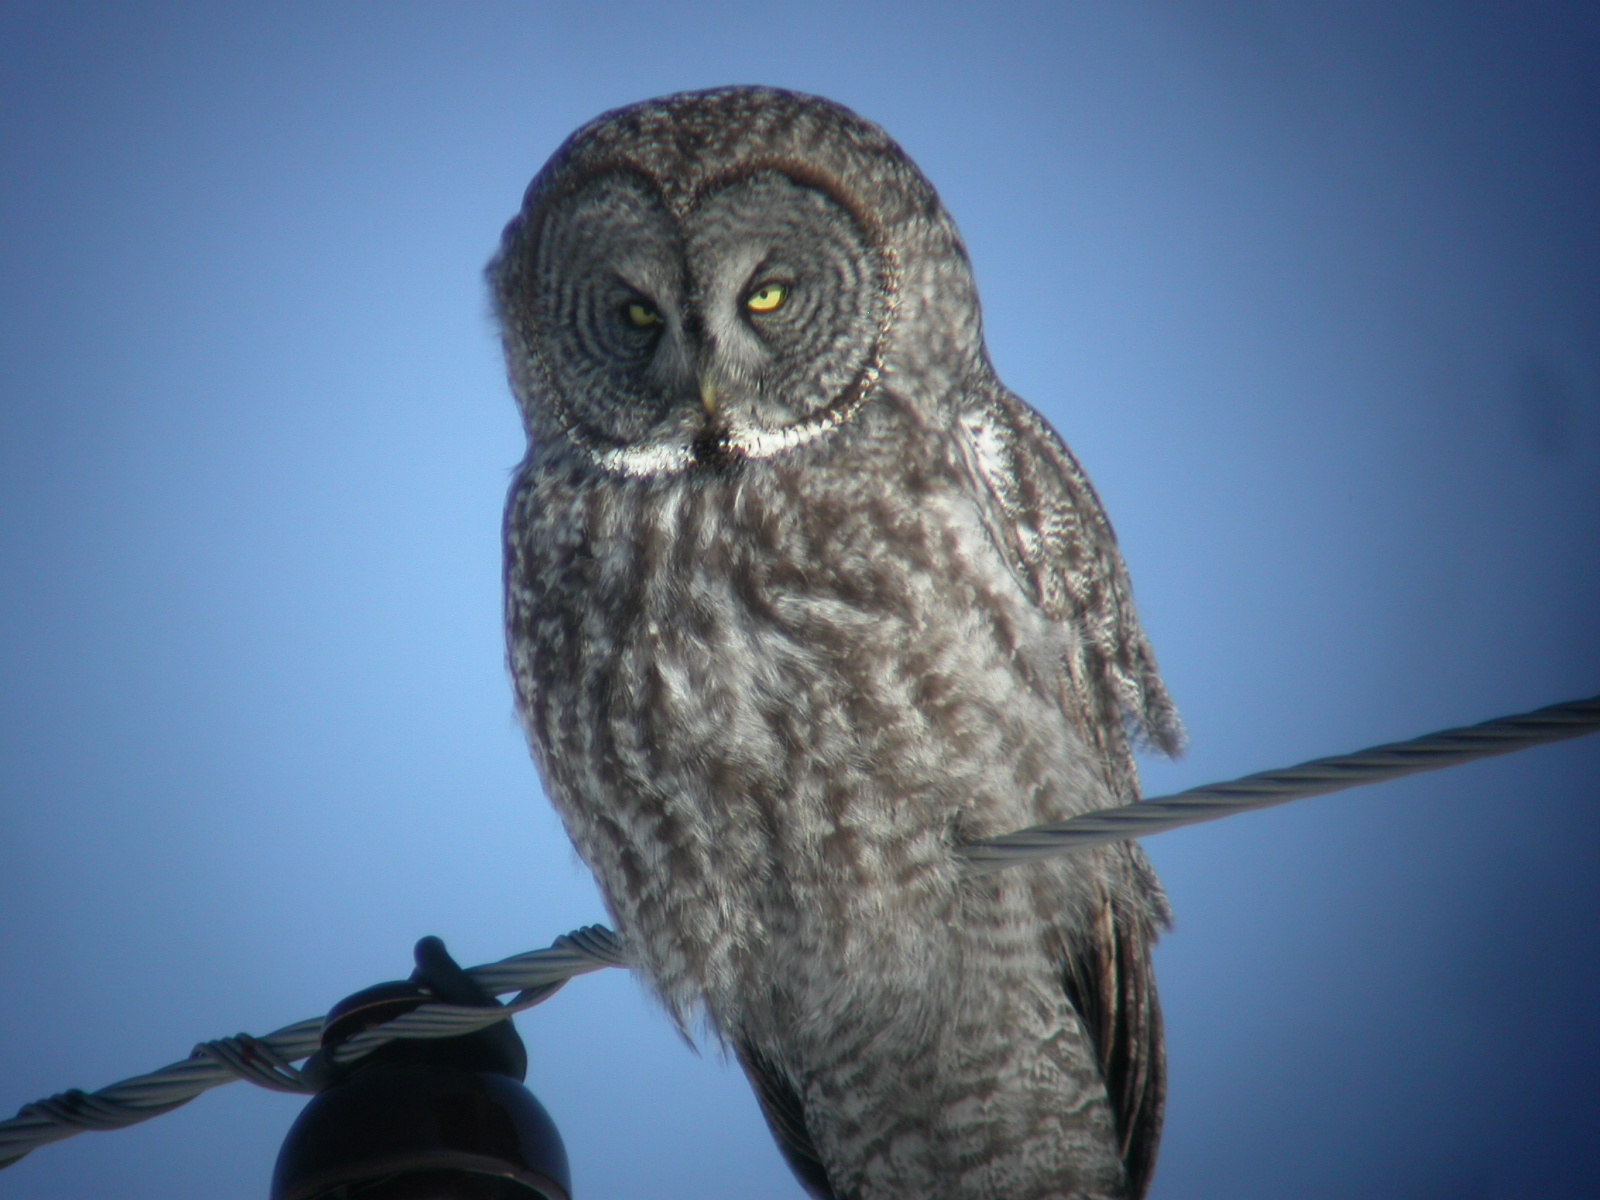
[489,88,983,475]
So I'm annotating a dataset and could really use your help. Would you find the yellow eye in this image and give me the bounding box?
[626,302,660,328]
[746,283,786,314]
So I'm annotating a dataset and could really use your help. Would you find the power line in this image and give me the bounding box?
[960,693,1600,869]
[3,695,1596,1169]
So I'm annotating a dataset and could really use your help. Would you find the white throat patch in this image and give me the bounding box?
[584,372,879,477]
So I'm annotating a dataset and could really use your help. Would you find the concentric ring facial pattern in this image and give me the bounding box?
[523,167,887,465]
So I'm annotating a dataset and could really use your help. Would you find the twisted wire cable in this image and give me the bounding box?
[3,696,1596,1169]
[959,693,1600,870]
[0,926,626,1169]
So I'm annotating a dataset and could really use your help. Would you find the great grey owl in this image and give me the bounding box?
[491,87,1183,1200]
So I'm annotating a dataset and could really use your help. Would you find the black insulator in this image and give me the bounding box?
[271,938,570,1200]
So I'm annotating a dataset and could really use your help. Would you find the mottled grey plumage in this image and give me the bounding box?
[490,87,1182,1200]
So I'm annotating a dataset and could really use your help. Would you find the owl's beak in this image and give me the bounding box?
[699,375,718,418]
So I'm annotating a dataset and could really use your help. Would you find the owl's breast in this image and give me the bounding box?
[504,421,1110,1028]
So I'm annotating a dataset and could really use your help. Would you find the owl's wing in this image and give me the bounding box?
[1059,874,1168,1198]
[953,386,1183,761]
[735,1040,840,1200]
[953,385,1178,1198]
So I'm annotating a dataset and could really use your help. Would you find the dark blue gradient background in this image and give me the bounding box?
[2,5,1596,1197]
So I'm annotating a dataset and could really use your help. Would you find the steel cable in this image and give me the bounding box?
[3,696,1595,1169]
[959,693,1600,868]
[0,927,624,1168]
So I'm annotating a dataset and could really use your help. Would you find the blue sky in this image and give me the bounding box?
[1,4,1596,1197]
